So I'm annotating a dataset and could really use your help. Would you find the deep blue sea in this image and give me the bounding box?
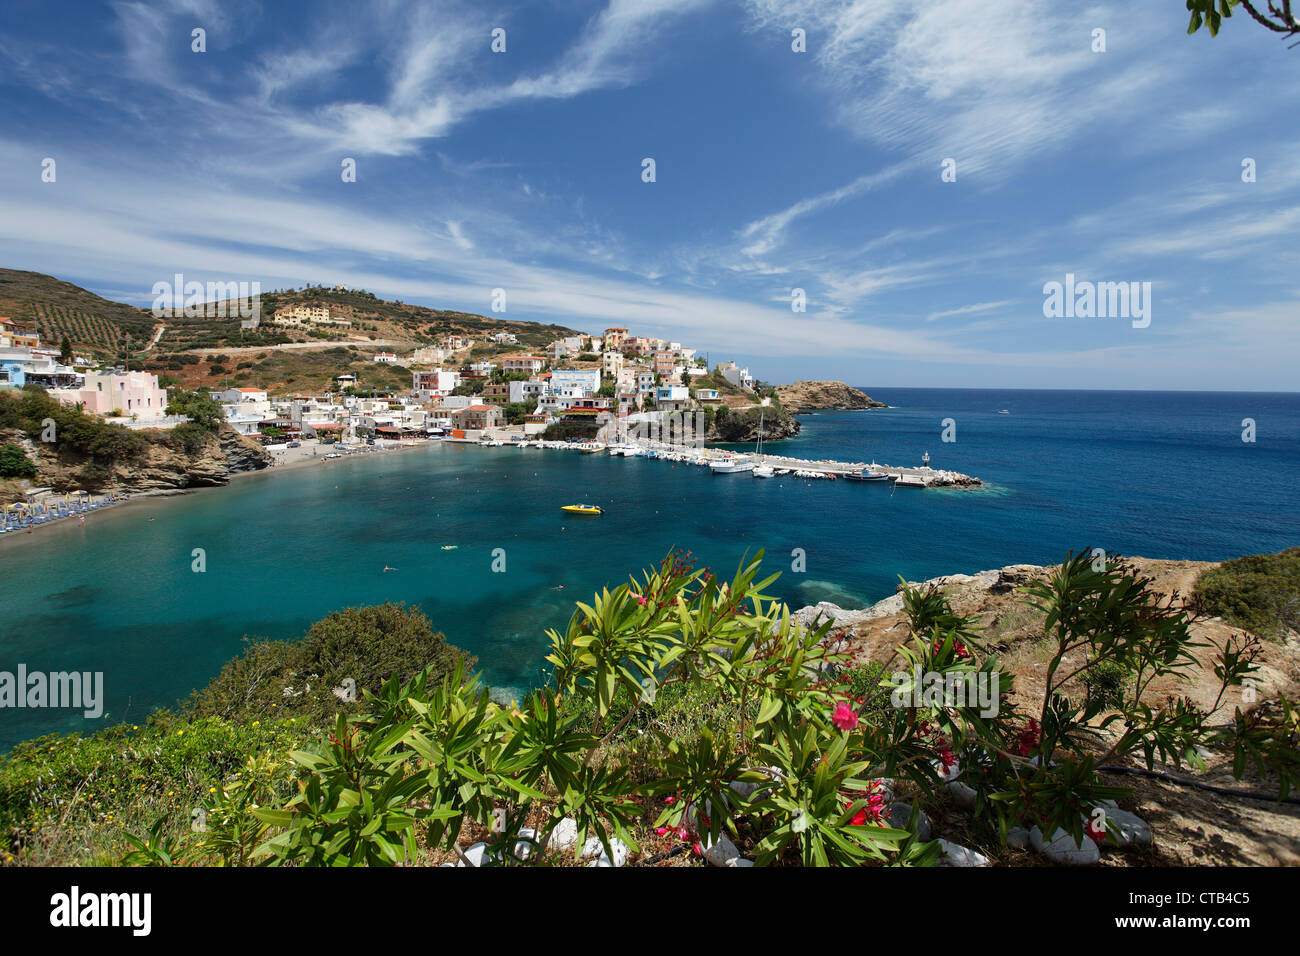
[1,388,1297,749]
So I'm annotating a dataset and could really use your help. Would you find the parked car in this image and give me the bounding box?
[286,441,300,448]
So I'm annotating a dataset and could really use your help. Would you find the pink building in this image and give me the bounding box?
[55,370,169,420]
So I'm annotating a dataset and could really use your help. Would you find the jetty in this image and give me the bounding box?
[500,436,981,488]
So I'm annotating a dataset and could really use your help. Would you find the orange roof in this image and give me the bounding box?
[463,404,496,412]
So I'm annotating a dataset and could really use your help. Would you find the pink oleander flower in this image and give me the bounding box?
[831,701,859,731]
[655,827,669,836]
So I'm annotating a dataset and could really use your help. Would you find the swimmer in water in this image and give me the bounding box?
[383,565,397,572]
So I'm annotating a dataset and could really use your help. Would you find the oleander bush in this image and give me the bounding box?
[114,548,1299,867]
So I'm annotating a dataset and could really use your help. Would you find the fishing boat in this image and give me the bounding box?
[710,456,755,474]
[561,504,603,515]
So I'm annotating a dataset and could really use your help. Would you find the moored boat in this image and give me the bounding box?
[710,456,755,474]
[561,504,603,515]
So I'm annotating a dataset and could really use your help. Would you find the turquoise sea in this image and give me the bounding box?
[2,387,1298,749]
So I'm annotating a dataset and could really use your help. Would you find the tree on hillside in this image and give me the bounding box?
[59,334,73,365]
[166,388,225,428]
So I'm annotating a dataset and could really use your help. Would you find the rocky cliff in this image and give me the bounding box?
[775,381,886,412]
[4,424,270,494]
[704,407,800,443]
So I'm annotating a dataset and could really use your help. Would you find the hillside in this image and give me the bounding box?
[251,286,580,349]
[0,268,158,357]
[0,270,583,373]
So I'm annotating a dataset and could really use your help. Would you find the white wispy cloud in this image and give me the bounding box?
[926,301,1013,322]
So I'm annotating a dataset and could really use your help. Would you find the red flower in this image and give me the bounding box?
[1014,718,1041,757]
[831,702,859,731]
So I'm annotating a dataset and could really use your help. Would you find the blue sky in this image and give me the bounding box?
[1,0,1297,389]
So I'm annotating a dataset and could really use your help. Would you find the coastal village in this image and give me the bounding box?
[0,291,979,531]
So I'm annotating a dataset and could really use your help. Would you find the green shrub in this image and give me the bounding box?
[164,422,213,456]
[0,443,36,478]
[185,602,475,726]
[1083,657,1132,711]
[1194,548,1300,640]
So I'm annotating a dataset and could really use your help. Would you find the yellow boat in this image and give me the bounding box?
[561,504,603,515]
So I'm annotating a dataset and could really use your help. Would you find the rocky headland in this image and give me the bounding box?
[775,380,887,412]
[3,423,270,495]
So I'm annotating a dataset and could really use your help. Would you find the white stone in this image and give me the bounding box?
[701,833,741,867]
[886,802,933,841]
[457,841,493,868]
[547,817,579,852]
[1030,826,1100,865]
[513,827,537,861]
[728,779,759,797]
[1006,827,1031,849]
[726,857,755,867]
[581,835,628,867]
[1102,808,1152,847]
[946,780,977,809]
[936,839,990,867]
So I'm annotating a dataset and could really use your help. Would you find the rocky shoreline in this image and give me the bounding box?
[5,423,271,495]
